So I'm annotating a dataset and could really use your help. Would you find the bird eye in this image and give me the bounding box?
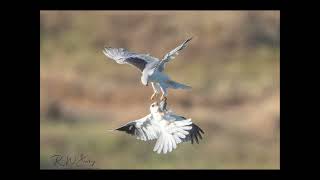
[151,104,154,107]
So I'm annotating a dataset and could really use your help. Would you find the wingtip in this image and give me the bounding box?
[186,36,193,42]
[102,47,112,57]
[200,128,205,134]
[103,47,112,52]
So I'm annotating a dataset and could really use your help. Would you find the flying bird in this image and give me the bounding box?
[110,101,204,154]
[103,37,193,102]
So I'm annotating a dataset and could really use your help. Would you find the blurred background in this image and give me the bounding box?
[40,11,280,169]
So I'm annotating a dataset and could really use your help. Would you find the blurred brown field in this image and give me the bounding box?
[40,11,280,169]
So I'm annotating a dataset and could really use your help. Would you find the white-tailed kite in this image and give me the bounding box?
[110,101,204,154]
[103,37,193,102]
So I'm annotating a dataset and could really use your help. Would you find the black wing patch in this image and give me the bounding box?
[115,122,137,136]
[183,123,204,144]
[125,57,147,72]
[159,99,168,111]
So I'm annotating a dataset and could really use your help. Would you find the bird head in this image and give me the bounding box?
[150,102,162,114]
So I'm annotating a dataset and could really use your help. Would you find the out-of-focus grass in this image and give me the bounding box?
[40,116,279,169]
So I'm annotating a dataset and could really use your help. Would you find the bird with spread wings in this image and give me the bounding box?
[103,37,193,103]
[111,101,204,154]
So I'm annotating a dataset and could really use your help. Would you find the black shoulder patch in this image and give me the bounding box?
[125,57,147,72]
[115,122,137,136]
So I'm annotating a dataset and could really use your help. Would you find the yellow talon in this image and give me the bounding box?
[160,96,167,102]
[151,93,157,100]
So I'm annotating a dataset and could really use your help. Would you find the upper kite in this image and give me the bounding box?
[102,37,193,101]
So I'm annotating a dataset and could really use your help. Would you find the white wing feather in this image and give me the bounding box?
[152,118,193,154]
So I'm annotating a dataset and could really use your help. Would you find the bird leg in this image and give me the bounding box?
[160,96,167,103]
[150,92,157,100]
[160,98,168,112]
[159,84,168,105]
[164,97,167,107]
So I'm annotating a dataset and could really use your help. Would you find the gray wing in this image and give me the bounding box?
[114,114,158,141]
[103,47,159,73]
[157,37,193,72]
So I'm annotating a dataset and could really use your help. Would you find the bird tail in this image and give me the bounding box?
[167,80,192,90]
